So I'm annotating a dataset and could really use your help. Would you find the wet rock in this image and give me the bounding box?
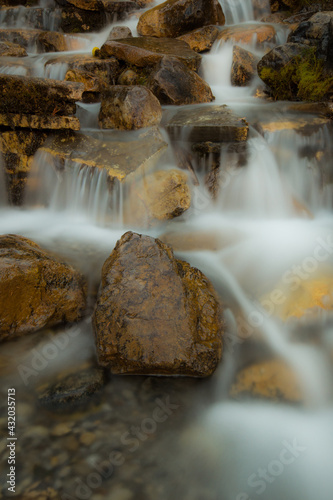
[253,113,332,135]
[0,234,87,341]
[40,128,167,183]
[147,56,214,105]
[230,359,302,403]
[93,231,224,376]
[0,113,81,131]
[36,31,69,53]
[107,26,133,40]
[124,169,191,226]
[0,40,27,57]
[99,36,202,71]
[0,28,42,48]
[217,23,277,47]
[98,86,162,130]
[137,0,225,38]
[260,269,333,322]
[177,25,220,52]
[0,74,84,116]
[0,28,75,53]
[0,130,47,204]
[287,11,333,62]
[0,6,61,30]
[37,365,107,411]
[231,45,258,86]
[118,68,140,85]
[166,105,249,143]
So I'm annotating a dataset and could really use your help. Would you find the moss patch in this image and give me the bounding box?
[259,48,333,101]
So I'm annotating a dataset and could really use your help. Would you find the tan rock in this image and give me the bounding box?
[99,36,202,71]
[217,23,276,47]
[40,128,168,183]
[137,0,225,38]
[0,41,27,57]
[0,235,87,341]
[107,25,133,40]
[124,169,191,226]
[36,31,69,52]
[178,25,220,53]
[231,45,258,86]
[0,74,84,116]
[117,68,140,85]
[230,359,302,402]
[65,69,108,93]
[93,231,224,376]
[99,86,162,130]
[0,113,81,131]
[147,56,214,105]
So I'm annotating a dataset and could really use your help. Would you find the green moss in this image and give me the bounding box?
[259,48,333,101]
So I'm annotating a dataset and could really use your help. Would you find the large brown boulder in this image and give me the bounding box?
[137,0,225,38]
[98,86,162,130]
[93,232,224,376]
[231,45,258,86]
[147,56,214,105]
[99,36,202,71]
[0,235,87,341]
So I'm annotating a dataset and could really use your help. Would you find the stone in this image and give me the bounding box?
[147,56,214,105]
[231,45,258,86]
[36,31,70,53]
[93,231,224,376]
[65,69,108,93]
[230,359,302,403]
[177,25,220,52]
[0,41,27,57]
[123,169,191,225]
[0,234,87,341]
[40,128,168,183]
[287,11,333,62]
[137,0,225,38]
[107,26,133,40]
[0,113,81,131]
[0,28,41,48]
[98,86,162,130]
[59,6,107,33]
[217,23,277,47]
[0,74,84,116]
[166,105,249,143]
[118,68,140,85]
[37,365,107,411]
[99,36,202,71]
[0,28,75,53]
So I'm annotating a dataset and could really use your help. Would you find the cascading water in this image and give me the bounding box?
[0,0,333,498]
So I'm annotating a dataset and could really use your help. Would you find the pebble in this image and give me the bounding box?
[51,423,72,437]
[80,431,96,446]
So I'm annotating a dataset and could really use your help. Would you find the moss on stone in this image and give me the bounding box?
[259,47,333,101]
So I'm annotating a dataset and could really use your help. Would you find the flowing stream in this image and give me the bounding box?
[0,1,333,499]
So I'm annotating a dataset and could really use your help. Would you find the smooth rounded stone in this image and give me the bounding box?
[0,40,27,57]
[287,11,333,62]
[99,36,202,72]
[137,0,225,38]
[107,26,133,40]
[36,31,69,52]
[0,74,84,116]
[229,359,303,403]
[123,169,191,226]
[51,423,73,436]
[93,231,224,377]
[147,56,214,105]
[231,45,258,86]
[217,23,277,47]
[99,86,162,130]
[79,431,96,445]
[177,25,220,53]
[118,68,140,85]
[0,235,87,341]
[166,104,249,143]
[37,365,108,411]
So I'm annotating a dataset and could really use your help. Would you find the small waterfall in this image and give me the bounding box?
[219,0,255,24]
[25,151,124,226]
[0,63,27,76]
[0,7,61,31]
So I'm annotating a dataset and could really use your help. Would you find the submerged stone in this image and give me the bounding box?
[217,23,277,47]
[93,231,224,376]
[0,234,87,341]
[99,36,202,71]
[137,0,225,38]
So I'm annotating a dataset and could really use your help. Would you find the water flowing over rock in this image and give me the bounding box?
[137,0,225,38]
[177,25,221,53]
[217,23,277,47]
[0,234,87,341]
[93,231,224,376]
[147,56,214,105]
[98,86,162,130]
[123,169,191,225]
[99,36,202,72]
[231,45,258,86]
[39,128,168,183]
